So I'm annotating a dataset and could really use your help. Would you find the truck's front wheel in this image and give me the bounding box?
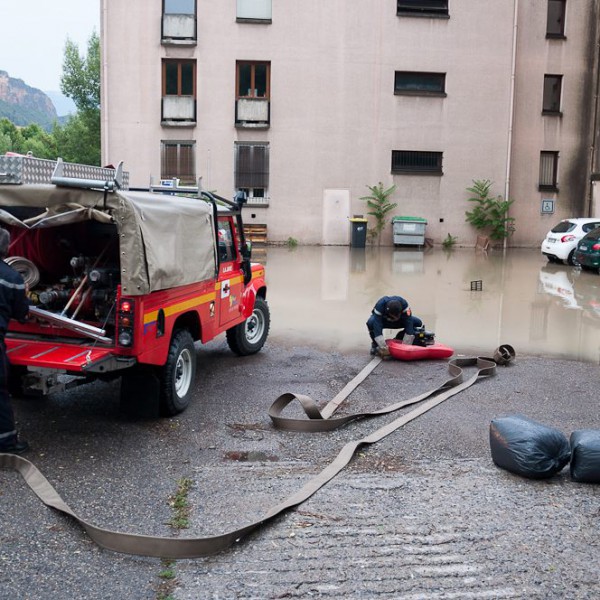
[226,297,270,356]
[159,330,197,416]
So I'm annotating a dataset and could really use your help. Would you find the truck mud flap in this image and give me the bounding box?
[5,339,119,373]
[0,347,514,559]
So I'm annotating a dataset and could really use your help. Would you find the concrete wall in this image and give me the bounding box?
[101,0,599,247]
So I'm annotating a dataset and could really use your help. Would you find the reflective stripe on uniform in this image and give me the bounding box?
[0,278,25,290]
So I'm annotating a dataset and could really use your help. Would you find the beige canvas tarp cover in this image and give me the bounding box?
[0,185,217,296]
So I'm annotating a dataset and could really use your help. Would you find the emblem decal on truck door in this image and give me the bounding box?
[221,280,231,299]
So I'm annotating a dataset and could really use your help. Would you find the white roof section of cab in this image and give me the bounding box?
[0,184,217,296]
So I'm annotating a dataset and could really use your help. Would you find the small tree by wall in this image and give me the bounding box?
[465,179,515,243]
[360,182,397,245]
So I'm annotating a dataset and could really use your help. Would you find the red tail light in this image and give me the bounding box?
[592,243,600,251]
[561,235,575,243]
[118,298,135,347]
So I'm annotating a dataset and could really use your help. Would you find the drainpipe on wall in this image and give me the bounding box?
[588,29,600,217]
[100,0,109,166]
[503,0,518,253]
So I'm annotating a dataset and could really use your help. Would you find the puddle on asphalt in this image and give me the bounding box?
[257,246,600,363]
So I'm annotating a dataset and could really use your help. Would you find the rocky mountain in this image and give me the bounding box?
[0,70,58,129]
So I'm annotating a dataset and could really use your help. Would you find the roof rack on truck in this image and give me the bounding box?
[0,154,129,189]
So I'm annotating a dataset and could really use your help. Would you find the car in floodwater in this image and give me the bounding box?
[574,226,600,273]
[541,218,600,266]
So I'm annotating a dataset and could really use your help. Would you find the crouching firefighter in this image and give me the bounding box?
[367,295,433,357]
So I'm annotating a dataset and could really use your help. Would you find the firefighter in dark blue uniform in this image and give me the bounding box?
[0,229,30,454]
[367,295,424,357]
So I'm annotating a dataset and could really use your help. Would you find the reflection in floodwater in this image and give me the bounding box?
[260,246,600,363]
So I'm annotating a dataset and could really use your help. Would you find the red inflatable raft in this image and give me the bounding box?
[386,339,454,361]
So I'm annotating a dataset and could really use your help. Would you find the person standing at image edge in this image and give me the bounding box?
[0,228,30,454]
[367,295,423,357]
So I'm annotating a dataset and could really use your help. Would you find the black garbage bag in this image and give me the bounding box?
[570,430,600,483]
[489,414,570,479]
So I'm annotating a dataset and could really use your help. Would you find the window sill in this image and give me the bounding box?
[161,120,197,128]
[392,170,443,176]
[235,122,270,129]
[538,185,558,192]
[546,34,566,40]
[394,90,446,98]
[396,12,450,19]
[236,18,272,24]
[542,110,562,117]
[161,38,197,46]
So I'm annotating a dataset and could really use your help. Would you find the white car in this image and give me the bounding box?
[541,218,600,265]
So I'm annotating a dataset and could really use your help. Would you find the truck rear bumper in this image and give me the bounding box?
[5,338,134,374]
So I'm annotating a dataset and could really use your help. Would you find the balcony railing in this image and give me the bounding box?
[235,98,270,127]
[162,96,196,126]
[162,14,197,44]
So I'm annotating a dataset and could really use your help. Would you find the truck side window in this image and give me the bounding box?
[217,221,236,262]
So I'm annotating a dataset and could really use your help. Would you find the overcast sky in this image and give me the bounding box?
[0,0,100,92]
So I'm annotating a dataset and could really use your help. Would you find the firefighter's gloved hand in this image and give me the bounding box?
[374,335,390,358]
[377,346,391,358]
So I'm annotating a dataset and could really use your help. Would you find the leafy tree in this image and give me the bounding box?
[59,32,100,165]
[360,182,398,245]
[465,179,515,241]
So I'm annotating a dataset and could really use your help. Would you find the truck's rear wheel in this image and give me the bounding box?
[159,330,197,416]
[226,297,270,356]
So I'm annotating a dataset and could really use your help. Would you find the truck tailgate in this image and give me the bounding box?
[5,339,115,372]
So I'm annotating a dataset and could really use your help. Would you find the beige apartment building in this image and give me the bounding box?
[100,0,600,246]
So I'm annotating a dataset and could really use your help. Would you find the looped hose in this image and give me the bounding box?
[0,346,514,559]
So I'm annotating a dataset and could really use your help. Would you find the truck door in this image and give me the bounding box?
[217,217,244,327]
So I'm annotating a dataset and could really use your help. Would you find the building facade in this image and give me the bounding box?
[100,0,600,246]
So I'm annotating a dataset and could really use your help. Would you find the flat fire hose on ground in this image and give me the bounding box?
[0,345,515,559]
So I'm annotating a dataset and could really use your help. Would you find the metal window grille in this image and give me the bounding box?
[397,0,448,16]
[539,151,558,189]
[161,141,196,183]
[391,151,443,174]
[235,143,270,188]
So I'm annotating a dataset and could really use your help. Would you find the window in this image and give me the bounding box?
[391,151,443,174]
[161,141,196,185]
[543,74,562,114]
[394,71,446,95]
[397,0,449,17]
[546,0,566,38]
[164,0,195,14]
[162,0,196,42]
[163,60,196,96]
[217,220,236,263]
[539,151,559,190]
[236,62,270,99]
[235,143,269,200]
[237,0,272,22]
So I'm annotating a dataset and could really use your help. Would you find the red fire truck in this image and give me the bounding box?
[0,156,269,416]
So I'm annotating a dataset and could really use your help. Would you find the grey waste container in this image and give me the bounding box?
[392,216,427,246]
[350,218,368,248]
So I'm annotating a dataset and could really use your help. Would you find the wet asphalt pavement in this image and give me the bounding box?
[1,335,599,599]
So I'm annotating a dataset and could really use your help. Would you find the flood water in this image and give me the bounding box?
[258,245,600,364]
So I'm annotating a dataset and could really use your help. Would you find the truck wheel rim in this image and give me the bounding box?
[245,309,264,344]
[175,349,193,397]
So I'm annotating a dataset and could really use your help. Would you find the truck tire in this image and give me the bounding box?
[159,330,197,416]
[226,297,270,356]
